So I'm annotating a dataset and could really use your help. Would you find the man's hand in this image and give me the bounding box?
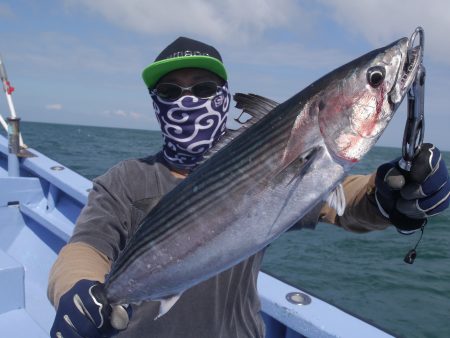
[50,279,131,338]
[375,143,450,232]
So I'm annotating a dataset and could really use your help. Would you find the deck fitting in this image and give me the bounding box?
[50,165,65,171]
[285,292,312,305]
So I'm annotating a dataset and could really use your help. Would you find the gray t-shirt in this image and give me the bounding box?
[70,153,321,338]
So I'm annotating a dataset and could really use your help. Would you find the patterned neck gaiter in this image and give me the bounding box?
[151,83,230,170]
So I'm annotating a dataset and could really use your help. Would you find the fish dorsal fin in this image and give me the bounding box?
[233,93,279,126]
[194,93,279,168]
[325,183,346,216]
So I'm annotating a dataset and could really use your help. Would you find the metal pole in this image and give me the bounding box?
[0,114,7,132]
[7,117,20,177]
[1,54,25,148]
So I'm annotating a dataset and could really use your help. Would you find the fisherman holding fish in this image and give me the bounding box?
[48,37,450,338]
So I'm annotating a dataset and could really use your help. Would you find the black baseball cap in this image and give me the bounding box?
[142,37,228,89]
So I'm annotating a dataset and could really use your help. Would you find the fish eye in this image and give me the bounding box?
[367,66,385,88]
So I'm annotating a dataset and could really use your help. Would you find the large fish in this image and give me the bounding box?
[104,32,423,316]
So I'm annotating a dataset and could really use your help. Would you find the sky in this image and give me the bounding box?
[0,0,449,150]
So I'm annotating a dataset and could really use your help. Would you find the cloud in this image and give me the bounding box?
[129,111,142,120]
[320,0,450,65]
[64,0,305,44]
[61,0,450,70]
[103,109,144,120]
[66,0,450,65]
[45,103,63,110]
[58,0,350,79]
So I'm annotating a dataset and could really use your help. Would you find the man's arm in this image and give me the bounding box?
[288,174,391,232]
[321,144,450,233]
[48,161,138,337]
[49,243,129,338]
[48,161,136,307]
[320,174,392,233]
[48,242,111,308]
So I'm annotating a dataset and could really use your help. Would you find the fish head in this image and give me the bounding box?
[317,34,422,166]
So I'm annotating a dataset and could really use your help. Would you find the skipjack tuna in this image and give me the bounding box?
[105,30,423,318]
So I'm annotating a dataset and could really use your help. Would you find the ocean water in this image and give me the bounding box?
[16,121,450,338]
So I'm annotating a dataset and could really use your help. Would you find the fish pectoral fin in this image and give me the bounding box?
[154,294,182,320]
[274,146,323,186]
[325,183,346,216]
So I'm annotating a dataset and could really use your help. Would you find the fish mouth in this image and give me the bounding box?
[390,27,424,105]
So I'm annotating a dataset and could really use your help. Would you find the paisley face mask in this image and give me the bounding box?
[151,82,230,170]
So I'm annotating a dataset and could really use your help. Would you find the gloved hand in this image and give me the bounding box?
[50,279,131,338]
[375,143,450,232]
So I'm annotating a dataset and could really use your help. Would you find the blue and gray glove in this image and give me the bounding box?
[375,143,450,232]
[50,279,131,338]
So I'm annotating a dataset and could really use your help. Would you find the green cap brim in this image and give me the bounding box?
[142,55,227,89]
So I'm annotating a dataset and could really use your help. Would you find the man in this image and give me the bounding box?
[48,37,450,338]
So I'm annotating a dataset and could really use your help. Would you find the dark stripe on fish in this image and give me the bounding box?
[107,102,301,280]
